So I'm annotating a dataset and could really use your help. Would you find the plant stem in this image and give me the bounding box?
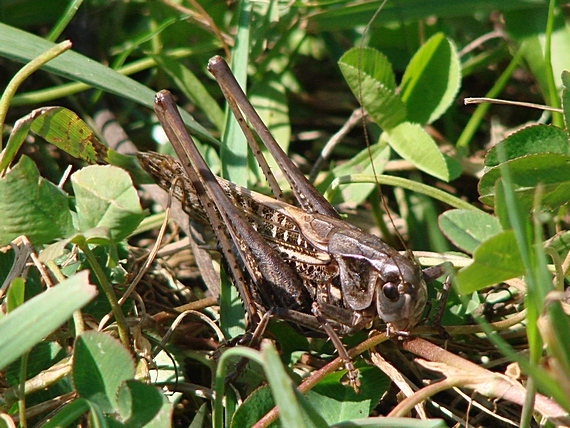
[326,173,480,212]
[80,244,130,347]
[46,260,85,336]
[0,41,71,148]
[456,47,524,152]
[18,351,29,428]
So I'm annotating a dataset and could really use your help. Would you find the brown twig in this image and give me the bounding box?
[398,338,570,424]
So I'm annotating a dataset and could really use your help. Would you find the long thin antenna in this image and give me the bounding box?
[357,0,417,282]
[358,1,407,245]
[357,0,389,186]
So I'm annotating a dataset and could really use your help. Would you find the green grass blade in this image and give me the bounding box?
[218,0,253,341]
[0,271,97,370]
[0,22,218,145]
[261,341,310,428]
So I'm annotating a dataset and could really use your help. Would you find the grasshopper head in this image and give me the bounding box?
[373,253,428,332]
[329,230,428,332]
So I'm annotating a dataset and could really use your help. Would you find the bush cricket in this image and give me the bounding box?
[141,55,447,391]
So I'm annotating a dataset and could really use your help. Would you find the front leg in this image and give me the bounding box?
[422,262,452,284]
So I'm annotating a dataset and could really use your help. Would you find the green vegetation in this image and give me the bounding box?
[1,0,569,426]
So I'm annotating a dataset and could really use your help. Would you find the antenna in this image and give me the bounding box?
[357,0,420,277]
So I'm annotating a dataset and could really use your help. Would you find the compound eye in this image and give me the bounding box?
[382,282,400,302]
